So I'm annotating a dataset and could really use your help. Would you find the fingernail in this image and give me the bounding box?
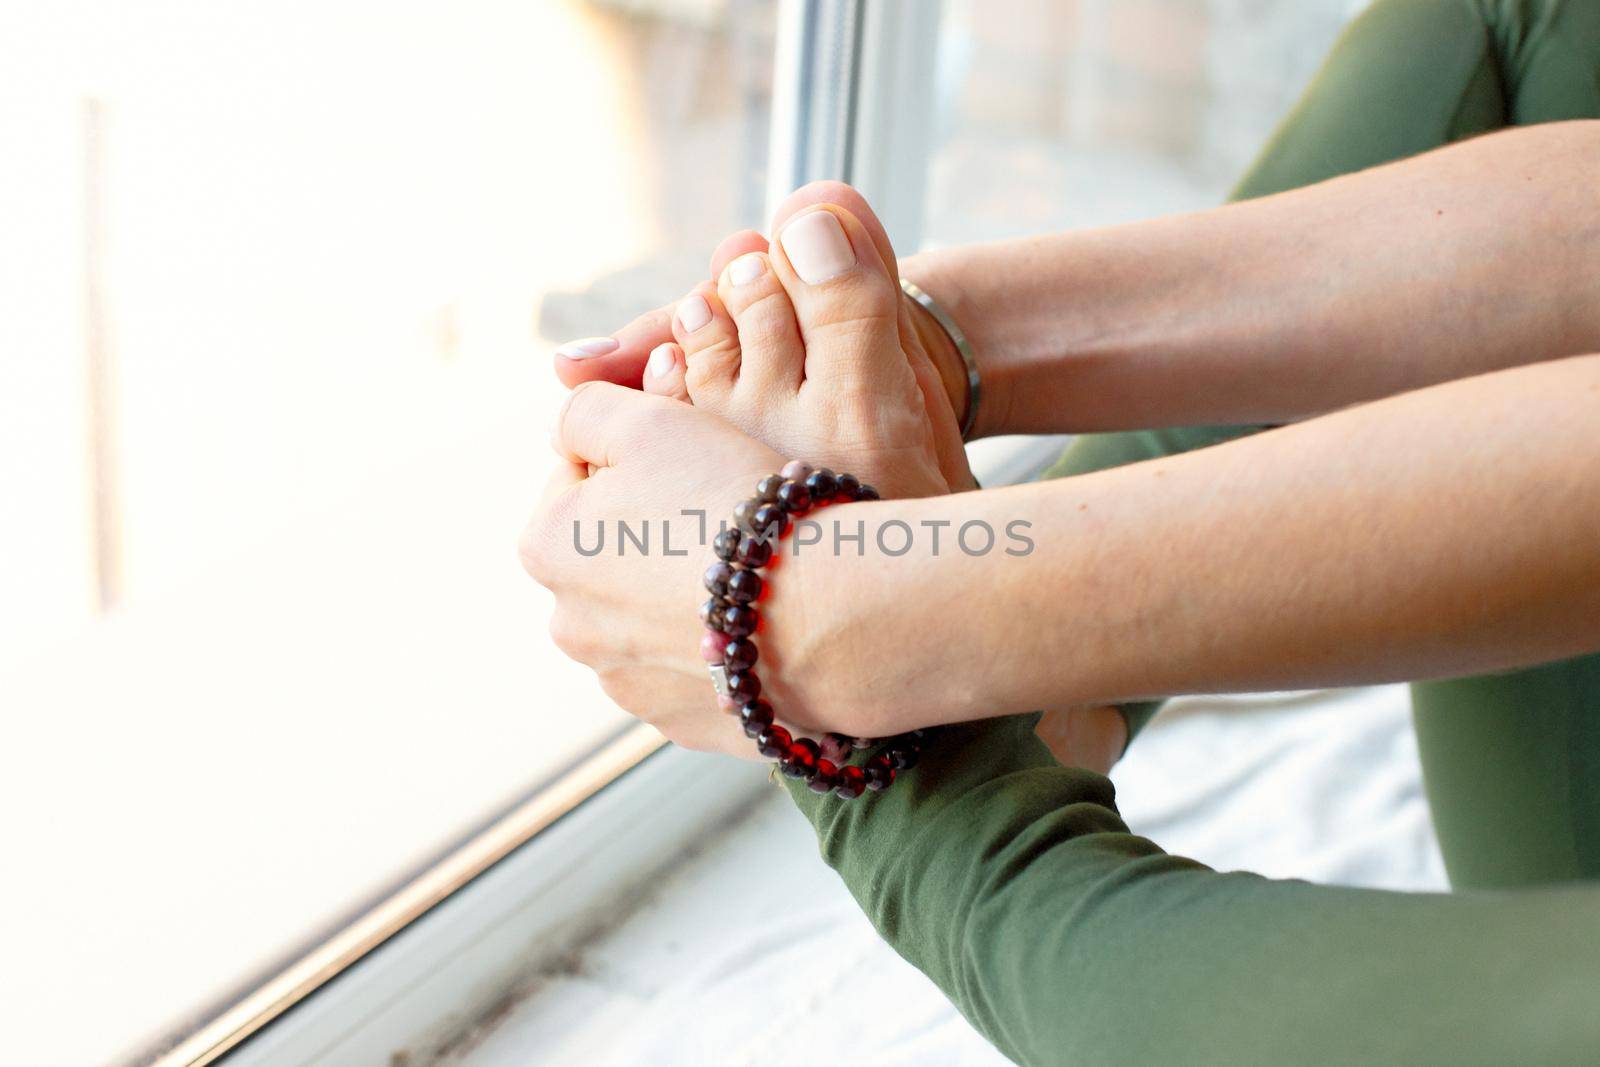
[647,342,676,380]
[780,211,855,284]
[555,336,618,359]
[676,294,712,332]
[727,253,766,286]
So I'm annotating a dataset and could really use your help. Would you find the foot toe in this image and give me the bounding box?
[770,181,898,282]
[642,342,689,402]
[709,229,769,279]
[716,251,805,396]
[770,205,905,393]
[674,284,740,404]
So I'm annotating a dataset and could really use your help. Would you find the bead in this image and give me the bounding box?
[700,631,731,664]
[756,724,791,759]
[808,758,840,793]
[750,504,789,540]
[721,604,758,637]
[819,732,853,763]
[701,597,729,632]
[863,754,895,791]
[775,479,813,515]
[726,568,763,604]
[735,534,773,568]
[708,476,929,799]
[739,699,775,737]
[887,744,920,771]
[755,474,786,503]
[726,670,761,703]
[703,561,735,597]
[732,498,763,532]
[781,737,819,779]
[723,637,758,672]
[712,527,742,561]
[804,468,838,501]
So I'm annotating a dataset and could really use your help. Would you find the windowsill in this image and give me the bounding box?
[440,787,1011,1067]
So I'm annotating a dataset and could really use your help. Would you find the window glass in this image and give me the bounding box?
[0,2,774,1063]
[922,0,1354,243]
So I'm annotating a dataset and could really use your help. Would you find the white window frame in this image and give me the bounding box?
[147,4,1065,1062]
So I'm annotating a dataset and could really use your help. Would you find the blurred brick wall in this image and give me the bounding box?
[949,0,1357,182]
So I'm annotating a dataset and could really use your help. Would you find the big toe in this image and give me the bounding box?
[770,181,898,281]
[770,205,906,395]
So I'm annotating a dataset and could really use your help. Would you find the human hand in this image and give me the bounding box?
[522,385,788,756]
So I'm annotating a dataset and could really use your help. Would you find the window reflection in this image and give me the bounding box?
[0,3,773,1063]
[924,0,1353,243]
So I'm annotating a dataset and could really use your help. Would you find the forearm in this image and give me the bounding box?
[802,354,1600,735]
[904,121,1600,437]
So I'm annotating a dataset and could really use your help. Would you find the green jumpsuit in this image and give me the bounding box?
[783,2,1600,1062]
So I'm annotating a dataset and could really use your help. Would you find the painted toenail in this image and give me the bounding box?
[555,336,618,359]
[780,211,855,284]
[728,253,766,286]
[647,342,676,379]
[677,294,712,332]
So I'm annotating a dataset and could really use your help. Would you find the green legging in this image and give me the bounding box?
[780,3,1600,1064]
[1045,0,1600,892]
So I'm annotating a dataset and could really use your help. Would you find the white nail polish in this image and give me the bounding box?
[728,253,766,286]
[647,343,676,380]
[555,336,619,359]
[780,211,856,284]
[677,294,712,332]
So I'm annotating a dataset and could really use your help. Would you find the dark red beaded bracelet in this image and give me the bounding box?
[700,460,928,799]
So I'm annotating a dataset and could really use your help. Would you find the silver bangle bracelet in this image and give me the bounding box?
[900,277,981,441]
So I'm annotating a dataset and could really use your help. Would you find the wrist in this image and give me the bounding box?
[704,465,930,797]
[762,499,936,740]
[760,508,863,733]
[781,493,1037,738]
[901,249,1013,441]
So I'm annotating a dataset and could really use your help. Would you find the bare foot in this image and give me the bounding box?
[555,183,977,489]
[639,198,972,498]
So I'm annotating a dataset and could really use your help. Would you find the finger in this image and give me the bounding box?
[708,229,770,280]
[553,379,679,469]
[642,341,689,402]
[595,667,758,759]
[521,460,589,587]
[538,458,587,510]
[553,304,674,391]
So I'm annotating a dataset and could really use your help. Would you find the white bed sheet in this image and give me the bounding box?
[449,684,1446,1066]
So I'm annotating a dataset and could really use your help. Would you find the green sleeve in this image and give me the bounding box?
[776,1,1600,1060]
[783,717,1600,1064]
